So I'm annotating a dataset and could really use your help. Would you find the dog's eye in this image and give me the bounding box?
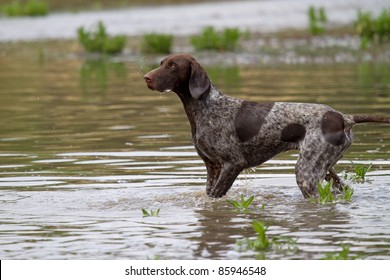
[168,62,176,69]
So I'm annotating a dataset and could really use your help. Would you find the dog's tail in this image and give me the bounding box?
[353,115,390,124]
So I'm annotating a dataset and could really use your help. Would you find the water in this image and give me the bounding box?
[1,43,390,259]
[1,0,389,41]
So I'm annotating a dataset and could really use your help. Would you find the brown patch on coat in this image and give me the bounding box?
[281,123,306,142]
[235,101,274,142]
[321,111,346,146]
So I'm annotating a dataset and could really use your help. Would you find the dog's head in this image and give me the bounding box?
[144,54,211,99]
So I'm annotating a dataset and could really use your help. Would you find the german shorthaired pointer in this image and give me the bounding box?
[144,54,390,198]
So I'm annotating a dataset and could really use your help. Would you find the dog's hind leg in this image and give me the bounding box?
[295,155,329,198]
[295,136,350,198]
[325,137,353,193]
[325,167,345,194]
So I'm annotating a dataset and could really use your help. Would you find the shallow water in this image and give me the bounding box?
[0,46,390,259]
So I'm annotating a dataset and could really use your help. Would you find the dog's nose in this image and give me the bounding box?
[144,73,152,83]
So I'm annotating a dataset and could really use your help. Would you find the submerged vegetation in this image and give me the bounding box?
[350,162,372,183]
[355,9,390,48]
[77,21,127,54]
[142,208,160,217]
[308,6,328,35]
[245,221,270,251]
[309,162,374,204]
[227,194,255,212]
[314,180,335,204]
[2,0,48,16]
[2,4,388,61]
[307,6,390,49]
[343,162,372,183]
[310,179,355,204]
[190,26,242,51]
[236,221,297,258]
[322,245,359,260]
[141,33,173,54]
[340,185,355,202]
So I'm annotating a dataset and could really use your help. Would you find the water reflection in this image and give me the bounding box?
[80,59,128,97]
[207,66,242,91]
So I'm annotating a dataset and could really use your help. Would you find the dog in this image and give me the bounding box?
[144,54,390,198]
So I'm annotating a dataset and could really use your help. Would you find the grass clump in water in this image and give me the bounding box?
[142,208,160,217]
[343,161,372,183]
[307,6,327,35]
[351,161,372,183]
[312,180,335,204]
[141,33,173,54]
[227,194,254,212]
[340,185,354,202]
[311,179,355,204]
[77,21,127,54]
[322,245,359,260]
[237,221,297,258]
[355,9,390,48]
[2,0,48,17]
[237,221,270,251]
[191,26,242,51]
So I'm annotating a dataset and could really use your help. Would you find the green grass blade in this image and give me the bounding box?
[227,199,240,208]
[245,195,255,208]
[142,208,150,217]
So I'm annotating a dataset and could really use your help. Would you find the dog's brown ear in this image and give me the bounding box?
[189,59,211,99]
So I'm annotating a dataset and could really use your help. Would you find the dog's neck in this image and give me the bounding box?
[175,85,221,136]
[204,86,222,105]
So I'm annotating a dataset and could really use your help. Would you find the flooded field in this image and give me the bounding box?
[1,0,389,41]
[0,41,389,259]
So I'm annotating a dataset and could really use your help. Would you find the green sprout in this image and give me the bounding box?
[311,179,355,204]
[351,161,372,183]
[322,245,359,260]
[227,194,254,211]
[142,208,160,217]
[308,6,328,35]
[237,221,297,256]
[315,179,335,204]
[340,185,354,202]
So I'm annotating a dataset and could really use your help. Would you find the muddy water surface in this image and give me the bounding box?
[0,45,390,259]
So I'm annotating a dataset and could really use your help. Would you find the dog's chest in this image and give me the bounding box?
[194,102,239,143]
[192,94,241,158]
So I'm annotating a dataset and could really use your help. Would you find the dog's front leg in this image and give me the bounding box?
[207,163,244,198]
[205,161,222,196]
[194,146,222,196]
